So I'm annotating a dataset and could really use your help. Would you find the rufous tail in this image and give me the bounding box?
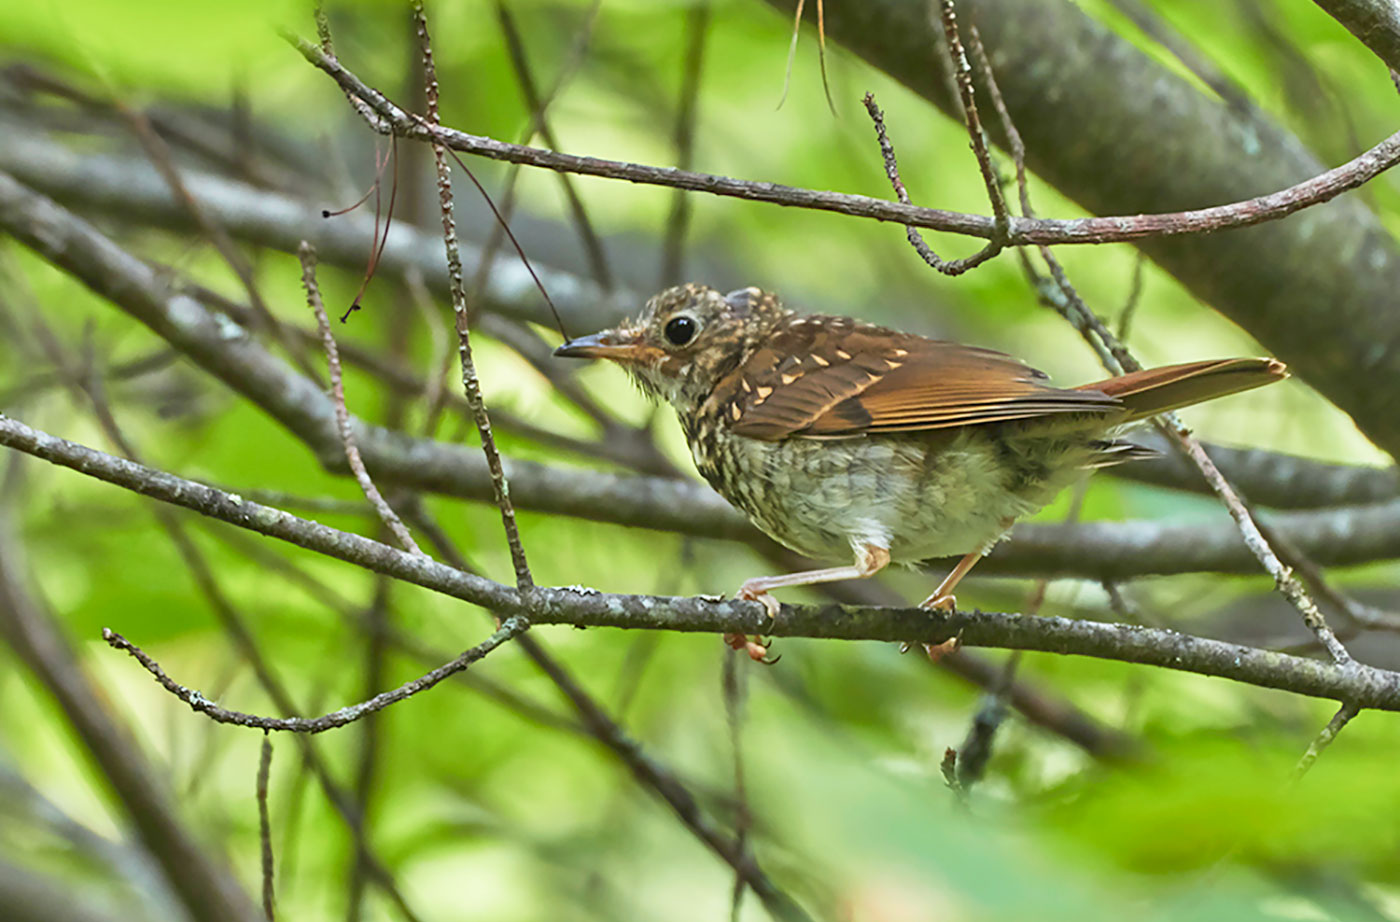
[1078,358,1287,423]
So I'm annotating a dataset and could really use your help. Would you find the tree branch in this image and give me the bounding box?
[3,168,1395,582]
[8,413,1400,712]
[414,4,534,591]
[1312,0,1400,74]
[0,143,1389,508]
[103,619,527,732]
[285,31,1400,250]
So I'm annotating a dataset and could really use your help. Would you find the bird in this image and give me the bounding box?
[555,283,1287,660]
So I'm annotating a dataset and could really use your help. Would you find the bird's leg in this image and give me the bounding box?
[919,550,983,613]
[914,551,983,664]
[730,543,891,662]
[920,517,1014,615]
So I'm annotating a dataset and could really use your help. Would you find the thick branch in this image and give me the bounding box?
[0,132,623,334]
[1312,0,1400,73]
[7,413,1400,712]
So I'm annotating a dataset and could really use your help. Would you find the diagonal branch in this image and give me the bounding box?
[1292,702,1362,780]
[1311,0,1400,74]
[298,242,422,556]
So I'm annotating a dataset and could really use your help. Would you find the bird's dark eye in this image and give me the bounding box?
[664,316,697,346]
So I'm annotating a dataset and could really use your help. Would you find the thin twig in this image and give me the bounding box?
[938,0,1010,238]
[1292,703,1360,780]
[777,0,806,109]
[313,1,332,56]
[1167,429,1352,664]
[257,734,275,921]
[862,93,1001,275]
[287,32,1400,248]
[103,619,527,733]
[414,3,534,591]
[298,242,422,555]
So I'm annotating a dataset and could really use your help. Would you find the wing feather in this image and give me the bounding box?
[716,316,1122,441]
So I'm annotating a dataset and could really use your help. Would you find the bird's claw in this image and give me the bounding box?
[919,592,957,612]
[731,583,782,664]
[724,632,780,664]
[737,582,782,622]
[922,633,962,663]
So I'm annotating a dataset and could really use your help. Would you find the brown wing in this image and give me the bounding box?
[711,315,1122,441]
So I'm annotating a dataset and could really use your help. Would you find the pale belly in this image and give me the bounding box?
[691,426,1097,564]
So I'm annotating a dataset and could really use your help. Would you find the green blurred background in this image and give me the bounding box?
[2,1,1399,920]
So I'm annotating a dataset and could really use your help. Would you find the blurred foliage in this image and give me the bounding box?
[2,1,1400,921]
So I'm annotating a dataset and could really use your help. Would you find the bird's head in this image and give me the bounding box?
[554,284,788,413]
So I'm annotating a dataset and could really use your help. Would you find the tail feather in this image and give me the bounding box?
[1086,439,1161,468]
[1078,358,1287,423]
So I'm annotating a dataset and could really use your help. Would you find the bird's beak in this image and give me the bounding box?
[554,329,658,364]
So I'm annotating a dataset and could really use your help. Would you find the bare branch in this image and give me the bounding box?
[10,414,1400,712]
[1293,703,1362,780]
[1311,0,1400,73]
[285,32,1400,250]
[863,92,999,274]
[102,620,526,733]
[1167,429,1351,664]
[298,242,423,556]
[414,4,534,591]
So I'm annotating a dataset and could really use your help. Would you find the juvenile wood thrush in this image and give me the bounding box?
[556,284,1286,659]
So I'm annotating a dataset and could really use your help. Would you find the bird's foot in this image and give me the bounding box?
[919,591,957,611]
[724,632,779,664]
[922,633,962,663]
[737,581,783,621]
[733,582,782,664]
